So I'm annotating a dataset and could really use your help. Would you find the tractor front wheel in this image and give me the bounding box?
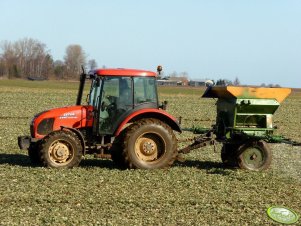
[39,131,83,168]
[237,140,271,171]
[123,118,177,169]
[28,143,42,166]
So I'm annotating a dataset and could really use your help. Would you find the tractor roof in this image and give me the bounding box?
[91,68,157,77]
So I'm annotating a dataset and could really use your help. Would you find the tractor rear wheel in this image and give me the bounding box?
[111,130,127,169]
[39,130,83,168]
[122,118,177,169]
[221,143,240,167]
[237,140,271,171]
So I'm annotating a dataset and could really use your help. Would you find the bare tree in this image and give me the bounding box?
[1,38,51,79]
[0,56,5,77]
[169,71,178,78]
[1,41,17,78]
[0,38,94,80]
[233,77,240,86]
[88,59,97,71]
[41,54,54,78]
[64,44,86,79]
[179,71,188,78]
[216,79,232,86]
[53,60,65,79]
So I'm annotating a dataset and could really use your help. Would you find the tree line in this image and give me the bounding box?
[0,38,97,80]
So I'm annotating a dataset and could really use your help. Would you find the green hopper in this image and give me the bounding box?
[202,86,291,140]
[180,86,293,171]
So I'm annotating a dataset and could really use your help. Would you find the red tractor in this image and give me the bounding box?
[18,67,181,169]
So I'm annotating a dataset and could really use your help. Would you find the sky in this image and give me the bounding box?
[1,0,301,87]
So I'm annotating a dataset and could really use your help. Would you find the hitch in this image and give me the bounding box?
[178,131,216,154]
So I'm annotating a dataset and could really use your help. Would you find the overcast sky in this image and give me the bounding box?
[1,0,301,87]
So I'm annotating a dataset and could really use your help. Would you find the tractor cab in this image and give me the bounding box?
[85,69,159,135]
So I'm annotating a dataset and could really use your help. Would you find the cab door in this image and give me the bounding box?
[98,77,133,134]
[87,77,102,135]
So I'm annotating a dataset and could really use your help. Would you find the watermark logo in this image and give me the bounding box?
[267,206,299,224]
[59,112,78,119]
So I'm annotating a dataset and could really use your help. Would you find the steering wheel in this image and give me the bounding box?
[101,100,116,112]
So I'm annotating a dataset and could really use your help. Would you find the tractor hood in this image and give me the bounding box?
[31,105,94,139]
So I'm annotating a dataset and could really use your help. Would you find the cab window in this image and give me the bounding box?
[98,77,133,134]
[134,77,157,104]
[88,78,101,108]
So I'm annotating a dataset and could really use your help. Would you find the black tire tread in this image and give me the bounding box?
[122,118,177,169]
[221,143,240,167]
[237,140,272,171]
[111,129,128,169]
[28,143,42,166]
[39,130,83,168]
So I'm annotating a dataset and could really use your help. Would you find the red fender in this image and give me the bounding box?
[114,108,181,136]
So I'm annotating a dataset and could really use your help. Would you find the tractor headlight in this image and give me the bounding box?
[30,111,49,137]
[37,118,54,135]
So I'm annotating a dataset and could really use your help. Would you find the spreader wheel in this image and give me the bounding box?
[122,118,177,169]
[221,143,240,167]
[39,131,83,168]
[237,140,272,171]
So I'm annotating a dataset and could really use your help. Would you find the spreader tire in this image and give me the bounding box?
[123,118,177,169]
[221,143,240,167]
[237,140,272,171]
[39,131,83,168]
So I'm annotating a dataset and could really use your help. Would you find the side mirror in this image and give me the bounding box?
[159,100,168,110]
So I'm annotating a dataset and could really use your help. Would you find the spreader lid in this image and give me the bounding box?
[202,86,291,103]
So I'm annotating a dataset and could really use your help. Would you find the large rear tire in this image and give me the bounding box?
[39,131,83,168]
[111,130,127,169]
[123,118,177,169]
[237,140,272,171]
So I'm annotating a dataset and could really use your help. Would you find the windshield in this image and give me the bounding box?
[88,78,102,108]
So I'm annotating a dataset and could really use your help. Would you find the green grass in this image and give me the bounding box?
[0,79,81,90]
[0,79,300,225]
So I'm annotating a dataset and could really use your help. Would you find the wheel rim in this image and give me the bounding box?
[134,133,165,162]
[48,139,74,165]
[241,146,265,169]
